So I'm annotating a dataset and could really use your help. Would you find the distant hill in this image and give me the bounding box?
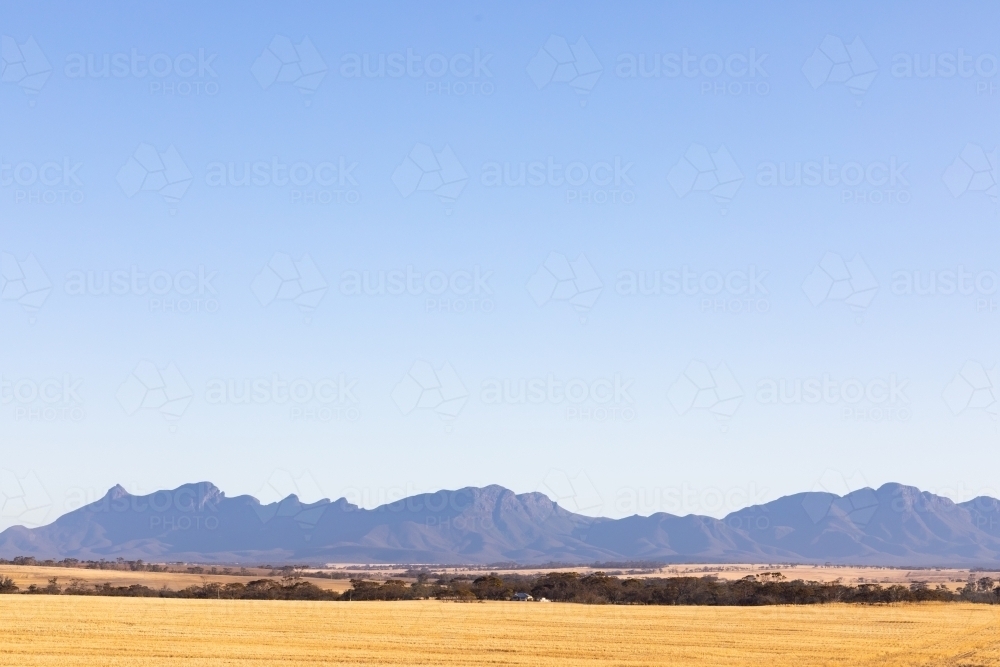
[2,481,1000,566]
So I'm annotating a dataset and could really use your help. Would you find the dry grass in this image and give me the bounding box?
[1,597,999,666]
[2,565,351,592]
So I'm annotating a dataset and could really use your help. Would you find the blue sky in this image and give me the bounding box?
[2,1,1000,529]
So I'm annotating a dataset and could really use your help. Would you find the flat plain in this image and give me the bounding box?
[2,596,999,666]
[428,564,1000,592]
[6,562,993,594]
[2,564,352,592]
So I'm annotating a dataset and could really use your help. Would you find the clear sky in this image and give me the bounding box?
[3,1,1000,529]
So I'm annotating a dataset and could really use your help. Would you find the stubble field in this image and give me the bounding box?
[2,596,999,666]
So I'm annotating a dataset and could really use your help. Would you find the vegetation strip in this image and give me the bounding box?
[3,568,999,604]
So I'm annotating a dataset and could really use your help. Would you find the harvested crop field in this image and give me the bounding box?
[1,596,998,666]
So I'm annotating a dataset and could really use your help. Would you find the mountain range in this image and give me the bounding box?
[2,481,1000,566]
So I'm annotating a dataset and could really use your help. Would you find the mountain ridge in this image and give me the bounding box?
[2,481,999,567]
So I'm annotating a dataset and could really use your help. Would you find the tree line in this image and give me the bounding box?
[2,570,999,604]
[1,556,184,572]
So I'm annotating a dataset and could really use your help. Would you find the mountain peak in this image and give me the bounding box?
[7,480,1000,566]
[101,481,224,509]
[182,481,225,508]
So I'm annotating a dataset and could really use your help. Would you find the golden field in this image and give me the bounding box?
[1,596,999,666]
